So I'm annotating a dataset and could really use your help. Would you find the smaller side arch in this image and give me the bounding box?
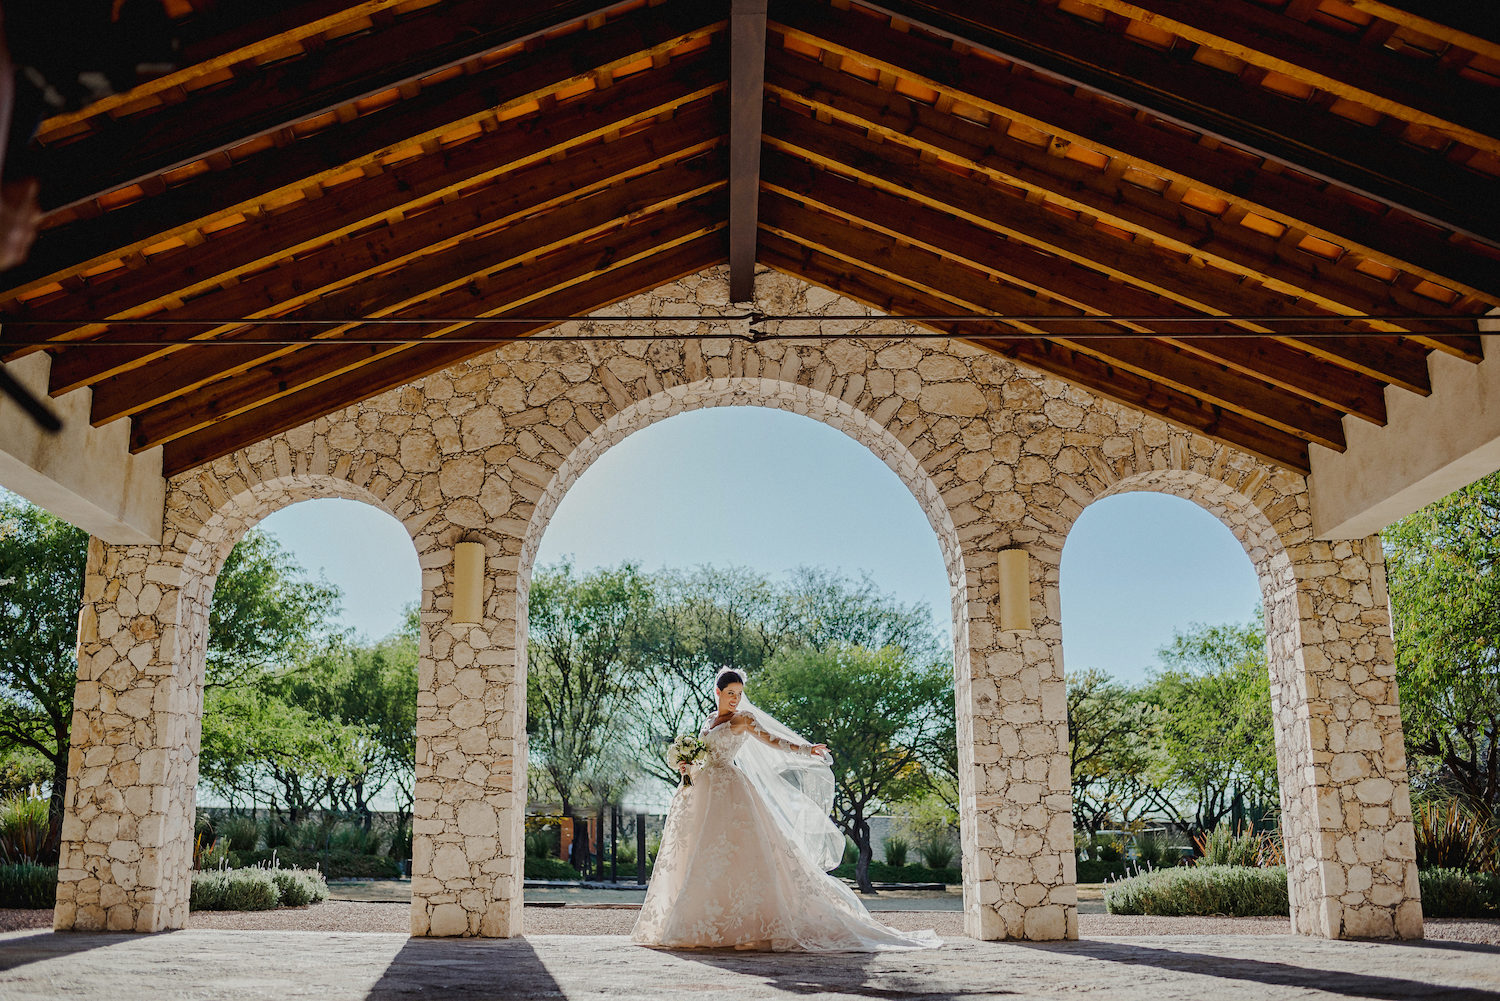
[1053,452,1421,939]
[54,470,423,933]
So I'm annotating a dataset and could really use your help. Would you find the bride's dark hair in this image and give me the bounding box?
[715,669,744,690]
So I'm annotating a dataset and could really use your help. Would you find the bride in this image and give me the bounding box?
[631,667,942,952]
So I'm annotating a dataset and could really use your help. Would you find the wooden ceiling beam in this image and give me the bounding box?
[47,105,725,396]
[765,47,1500,308]
[761,196,1348,449]
[927,0,1500,153]
[1337,2,1500,61]
[5,13,726,304]
[760,152,1390,422]
[86,151,727,424]
[799,0,1500,239]
[32,0,662,211]
[769,9,1500,277]
[1276,334,1433,395]
[728,0,768,302]
[763,122,1385,328]
[129,195,727,452]
[157,234,726,476]
[757,231,1314,471]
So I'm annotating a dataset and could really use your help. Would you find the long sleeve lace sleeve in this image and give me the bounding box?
[737,711,814,756]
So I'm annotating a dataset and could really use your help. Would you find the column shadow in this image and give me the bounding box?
[1011,938,1500,1001]
[0,928,149,975]
[363,936,567,1001]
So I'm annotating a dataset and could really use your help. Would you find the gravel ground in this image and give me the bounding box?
[6,903,1499,944]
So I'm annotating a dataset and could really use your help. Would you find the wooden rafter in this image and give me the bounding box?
[4,12,726,303]
[800,0,1500,240]
[758,231,1315,471]
[155,235,726,475]
[128,195,728,453]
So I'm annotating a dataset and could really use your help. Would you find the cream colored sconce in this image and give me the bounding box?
[997,548,1032,632]
[452,541,486,624]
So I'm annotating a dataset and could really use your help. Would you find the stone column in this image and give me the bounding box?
[411,545,526,937]
[957,547,1077,941]
[1269,536,1422,939]
[54,539,208,932]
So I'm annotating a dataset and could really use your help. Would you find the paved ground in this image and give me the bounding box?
[3,925,1499,1000]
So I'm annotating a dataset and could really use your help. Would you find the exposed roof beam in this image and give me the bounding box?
[764,48,1500,306]
[46,103,725,398]
[131,196,727,453]
[758,231,1314,471]
[917,0,1500,153]
[772,1,1500,248]
[157,235,726,475]
[728,0,768,302]
[4,11,725,303]
[31,0,638,211]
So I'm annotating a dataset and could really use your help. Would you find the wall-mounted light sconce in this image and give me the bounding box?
[997,547,1032,632]
[452,541,486,624]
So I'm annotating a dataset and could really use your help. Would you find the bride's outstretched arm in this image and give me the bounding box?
[735,712,829,758]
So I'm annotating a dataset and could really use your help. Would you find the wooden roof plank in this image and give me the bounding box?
[86,150,727,423]
[6,12,725,303]
[771,3,1500,252]
[157,233,727,475]
[758,231,1313,471]
[33,0,660,211]
[728,0,769,301]
[47,105,725,396]
[764,48,1500,306]
[129,196,727,451]
[760,195,1348,450]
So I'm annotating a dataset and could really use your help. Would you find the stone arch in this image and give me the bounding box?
[1050,454,1421,939]
[54,470,423,933]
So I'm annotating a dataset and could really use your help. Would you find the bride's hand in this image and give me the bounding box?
[809,743,829,759]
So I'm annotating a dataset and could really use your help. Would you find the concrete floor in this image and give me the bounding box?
[3,928,1499,1000]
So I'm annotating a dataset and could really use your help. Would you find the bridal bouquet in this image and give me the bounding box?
[669,734,710,786]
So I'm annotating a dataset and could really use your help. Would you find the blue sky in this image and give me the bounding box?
[258,407,1261,685]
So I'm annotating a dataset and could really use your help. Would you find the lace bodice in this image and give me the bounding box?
[697,711,816,769]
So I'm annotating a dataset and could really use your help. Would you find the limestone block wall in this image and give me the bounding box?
[53,265,1420,940]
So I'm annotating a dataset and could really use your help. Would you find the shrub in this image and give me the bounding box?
[263,817,293,849]
[1105,865,1289,917]
[1096,836,1123,863]
[1415,801,1495,873]
[1075,859,1129,883]
[525,828,556,859]
[842,838,859,866]
[1134,833,1167,869]
[0,789,50,864]
[614,838,637,867]
[524,856,582,880]
[0,862,57,908]
[832,860,961,885]
[330,822,385,856]
[218,815,260,853]
[268,866,328,907]
[194,833,230,871]
[388,820,413,861]
[229,848,401,880]
[190,867,280,911]
[918,833,955,870]
[1418,868,1499,918]
[1194,825,1280,867]
[882,836,909,868]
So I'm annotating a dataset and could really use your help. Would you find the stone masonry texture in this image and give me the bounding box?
[53,267,1420,941]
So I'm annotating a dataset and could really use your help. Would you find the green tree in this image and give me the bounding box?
[1141,618,1278,836]
[1067,668,1155,832]
[1385,472,1500,816]
[773,566,947,665]
[526,562,652,816]
[754,644,952,893]
[0,498,88,860]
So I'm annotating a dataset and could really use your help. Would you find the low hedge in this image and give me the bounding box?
[228,848,401,880]
[1075,860,1130,884]
[0,863,57,908]
[525,857,582,880]
[832,860,961,884]
[190,865,328,911]
[1419,868,1500,918]
[1105,865,1289,917]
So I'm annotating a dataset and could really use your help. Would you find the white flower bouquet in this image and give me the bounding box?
[669,734,710,786]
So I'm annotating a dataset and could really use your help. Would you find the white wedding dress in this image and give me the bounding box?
[631,711,942,952]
